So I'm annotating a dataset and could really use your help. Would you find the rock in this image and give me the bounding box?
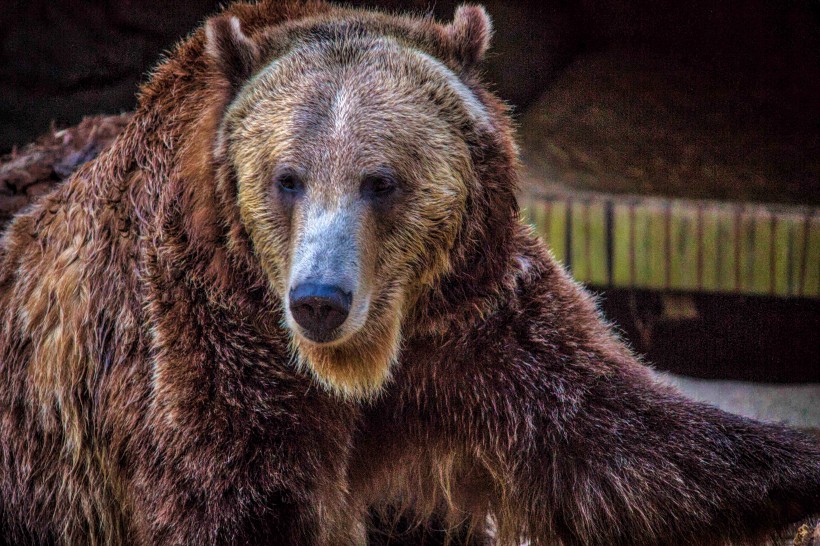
[0,113,131,230]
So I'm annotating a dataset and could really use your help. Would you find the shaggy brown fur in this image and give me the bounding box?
[0,1,817,545]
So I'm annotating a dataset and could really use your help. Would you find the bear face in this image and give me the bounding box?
[211,8,495,398]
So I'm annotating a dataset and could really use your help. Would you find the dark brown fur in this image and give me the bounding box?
[0,1,817,545]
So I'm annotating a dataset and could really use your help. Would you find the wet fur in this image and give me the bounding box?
[0,1,818,545]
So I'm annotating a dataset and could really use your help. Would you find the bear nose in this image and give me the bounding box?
[289,283,352,341]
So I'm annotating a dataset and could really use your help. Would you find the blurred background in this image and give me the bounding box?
[1,0,818,428]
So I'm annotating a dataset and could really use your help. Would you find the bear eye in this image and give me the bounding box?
[275,170,303,195]
[361,173,397,199]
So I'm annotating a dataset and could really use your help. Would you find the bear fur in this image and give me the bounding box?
[0,1,817,544]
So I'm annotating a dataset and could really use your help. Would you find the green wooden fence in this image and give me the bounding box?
[519,191,819,298]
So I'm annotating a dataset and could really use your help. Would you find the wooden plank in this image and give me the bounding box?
[714,207,739,292]
[570,200,587,280]
[549,199,568,265]
[632,205,650,288]
[568,200,607,285]
[699,205,720,292]
[587,200,609,286]
[788,213,809,297]
[750,206,774,295]
[649,203,669,290]
[771,212,793,297]
[611,202,633,287]
[738,209,755,293]
[668,200,700,291]
[633,203,667,289]
[802,215,820,297]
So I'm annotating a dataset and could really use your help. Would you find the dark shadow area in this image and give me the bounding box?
[3,0,817,152]
[0,0,223,153]
[599,289,820,383]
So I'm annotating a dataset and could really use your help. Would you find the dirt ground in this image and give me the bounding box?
[518,48,820,206]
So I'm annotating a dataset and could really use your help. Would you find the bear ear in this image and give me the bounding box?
[446,4,493,70]
[205,14,260,93]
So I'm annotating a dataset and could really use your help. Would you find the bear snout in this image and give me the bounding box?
[289,283,352,342]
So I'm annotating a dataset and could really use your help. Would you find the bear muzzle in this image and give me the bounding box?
[285,205,370,345]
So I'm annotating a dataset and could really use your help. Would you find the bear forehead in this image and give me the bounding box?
[224,36,488,183]
[229,33,490,140]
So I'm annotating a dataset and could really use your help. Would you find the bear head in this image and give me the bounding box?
[202,3,517,399]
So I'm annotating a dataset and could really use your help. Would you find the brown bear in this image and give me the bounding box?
[0,1,817,544]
